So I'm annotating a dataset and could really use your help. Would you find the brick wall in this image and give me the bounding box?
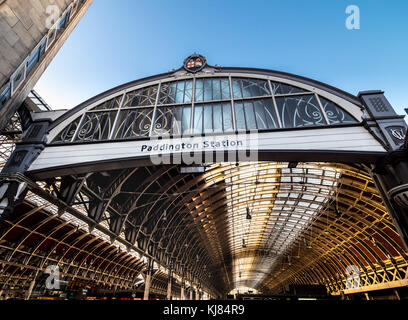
[0,0,73,86]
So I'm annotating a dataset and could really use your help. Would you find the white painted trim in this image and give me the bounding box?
[31,126,386,173]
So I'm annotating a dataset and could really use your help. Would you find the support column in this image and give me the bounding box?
[143,259,153,300]
[371,159,408,250]
[358,91,408,249]
[0,119,50,222]
[25,269,39,300]
[180,278,185,300]
[0,179,28,222]
[394,289,401,300]
[166,270,172,300]
[189,286,193,300]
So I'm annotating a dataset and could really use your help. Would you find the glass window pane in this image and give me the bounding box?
[52,116,81,143]
[47,29,56,45]
[213,104,223,132]
[194,78,230,102]
[203,79,212,101]
[234,102,246,131]
[158,83,169,104]
[115,108,153,138]
[232,79,242,99]
[195,79,203,102]
[75,111,117,142]
[116,109,133,138]
[262,99,279,129]
[173,107,183,135]
[58,12,67,30]
[39,39,47,56]
[153,106,192,136]
[244,102,257,129]
[182,106,191,134]
[232,78,270,98]
[276,95,325,128]
[258,80,271,96]
[175,81,185,103]
[319,96,356,124]
[124,86,157,107]
[94,112,112,141]
[129,91,140,107]
[92,96,122,110]
[75,113,95,141]
[167,83,177,104]
[223,103,233,132]
[271,81,307,95]
[212,79,221,100]
[221,79,230,100]
[203,105,213,133]
[158,81,196,105]
[150,86,158,105]
[254,100,267,130]
[193,105,203,134]
[184,80,193,103]
[12,66,25,91]
[26,48,40,74]
[242,80,258,98]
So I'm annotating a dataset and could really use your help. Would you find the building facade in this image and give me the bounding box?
[0,0,93,131]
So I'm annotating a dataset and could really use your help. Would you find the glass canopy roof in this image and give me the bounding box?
[52,76,357,144]
[201,162,341,289]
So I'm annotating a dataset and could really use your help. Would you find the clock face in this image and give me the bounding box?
[183,54,207,73]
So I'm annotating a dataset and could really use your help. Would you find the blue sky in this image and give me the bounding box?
[35,0,408,114]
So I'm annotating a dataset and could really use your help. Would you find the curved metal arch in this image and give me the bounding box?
[70,237,119,279]
[143,205,213,278]
[305,218,385,271]
[192,167,397,252]
[26,217,82,268]
[219,215,373,278]
[113,166,180,232]
[159,203,216,267]
[137,171,195,238]
[28,161,403,294]
[264,225,373,284]
[276,228,371,285]
[263,222,403,293]
[80,241,139,280]
[165,162,408,291]
[15,60,408,298]
[263,200,398,268]
[167,232,217,280]
[172,228,214,275]
[0,200,150,287]
[103,166,217,280]
[135,164,356,286]
[47,64,363,140]
[1,235,139,294]
[10,155,408,297]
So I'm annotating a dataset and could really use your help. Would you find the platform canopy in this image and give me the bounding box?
[1,55,407,298]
